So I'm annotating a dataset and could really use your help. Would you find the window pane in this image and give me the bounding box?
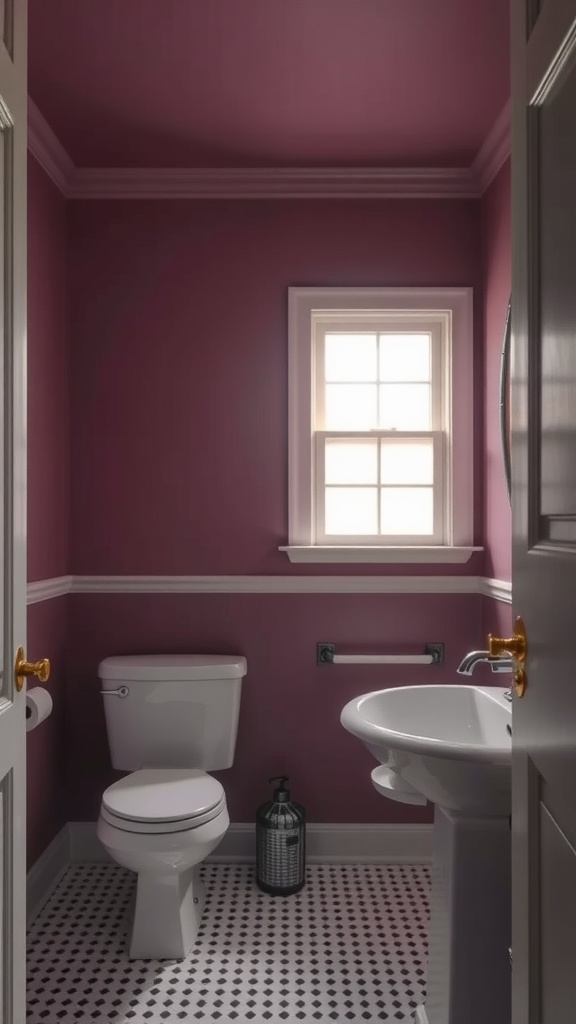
[325,487,377,535]
[325,439,378,484]
[325,334,377,382]
[379,334,431,381]
[380,488,434,535]
[379,384,431,429]
[325,384,377,429]
[380,440,434,484]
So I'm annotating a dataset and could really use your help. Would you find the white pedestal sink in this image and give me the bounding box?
[341,685,512,1024]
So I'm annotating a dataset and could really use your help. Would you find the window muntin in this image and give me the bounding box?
[313,320,446,545]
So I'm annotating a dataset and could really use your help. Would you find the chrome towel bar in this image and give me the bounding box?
[316,642,444,665]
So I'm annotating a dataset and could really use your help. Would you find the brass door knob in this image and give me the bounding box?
[14,646,51,692]
[488,616,527,697]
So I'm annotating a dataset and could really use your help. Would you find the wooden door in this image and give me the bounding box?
[0,0,28,1019]
[511,1,576,1021]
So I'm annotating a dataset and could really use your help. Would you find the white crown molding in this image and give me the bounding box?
[26,573,511,601]
[470,100,511,194]
[27,100,509,200]
[67,165,476,200]
[27,99,75,194]
[27,575,73,604]
[478,577,512,603]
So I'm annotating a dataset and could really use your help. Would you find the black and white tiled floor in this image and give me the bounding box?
[27,863,429,1023]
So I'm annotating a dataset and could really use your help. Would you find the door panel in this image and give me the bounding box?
[539,40,576,527]
[1,0,12,57]
[512,1,576,1021]
[0,0,28,1019]
[540,803,576,1021]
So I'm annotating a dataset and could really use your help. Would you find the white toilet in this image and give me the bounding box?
[96,654,247,960]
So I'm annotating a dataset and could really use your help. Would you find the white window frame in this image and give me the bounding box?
[281,287,479,564]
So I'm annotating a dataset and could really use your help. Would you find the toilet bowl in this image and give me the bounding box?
[97,768,229,959]
[97,655,247,959]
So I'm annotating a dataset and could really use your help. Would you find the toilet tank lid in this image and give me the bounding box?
[99,654,247,681]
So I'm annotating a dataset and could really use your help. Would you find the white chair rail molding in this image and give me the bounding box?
[26,575,512,602]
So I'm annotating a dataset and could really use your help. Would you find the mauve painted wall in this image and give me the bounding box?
[28,156,70,583]
[26,155,70,865]
[482,595,512,648]
[68,199,485,576]
[67,592,483,823]
[482,161,511,583]
[64,198,485,825]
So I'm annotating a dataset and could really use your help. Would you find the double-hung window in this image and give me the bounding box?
[283,288,477,563]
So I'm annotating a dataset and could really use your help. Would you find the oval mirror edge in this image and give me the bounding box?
[498,298,512,504]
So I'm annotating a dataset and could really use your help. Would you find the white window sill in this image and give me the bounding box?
[279,546,483,564]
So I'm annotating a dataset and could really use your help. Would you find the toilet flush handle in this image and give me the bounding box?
[101,686,129,699]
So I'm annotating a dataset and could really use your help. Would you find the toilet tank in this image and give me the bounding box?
[99,655,247,772]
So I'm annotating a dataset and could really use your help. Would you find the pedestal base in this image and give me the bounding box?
[418,806,511,1024]
[129,867,206,959]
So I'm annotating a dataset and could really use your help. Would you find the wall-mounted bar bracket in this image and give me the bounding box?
[317,642,336,664]
[425,643,444,665]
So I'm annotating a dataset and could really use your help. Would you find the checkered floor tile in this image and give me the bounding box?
[27,863,429,1022]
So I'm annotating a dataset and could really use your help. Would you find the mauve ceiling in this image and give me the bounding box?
[28,0,510,170]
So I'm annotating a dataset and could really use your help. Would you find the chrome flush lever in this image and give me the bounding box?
[101,686,129,698]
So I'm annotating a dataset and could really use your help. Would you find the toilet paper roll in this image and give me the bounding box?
[26,687,53,732]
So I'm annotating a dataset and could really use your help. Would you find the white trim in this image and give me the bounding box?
[312,320,445,545]
[68,166,478,200]
[68,821,111,864]
[479,577,512,603]
[26,825,70,926]
[27,821,433,923]
[280,546,481,564]
[27,99,74,194]
[27,820,433,925]
[65,821,432,868]
[26,573,512,599]
[26,101,508,200]
[288,287,474,552]
[27,574,72,604]
[303,823,433,863]
[71,574,480,594]
[470,101,511,194]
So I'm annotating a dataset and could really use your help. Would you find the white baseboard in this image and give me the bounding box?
[208,822,433,864]
[67,820,432,865]
[28,820,433,924]
[68,820,112,864]
[26,826,70,926]
[308,823,432,863]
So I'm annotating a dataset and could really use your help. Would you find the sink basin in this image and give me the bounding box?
[341,685,511,816]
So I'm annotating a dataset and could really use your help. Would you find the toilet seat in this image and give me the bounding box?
[100,768,226,834]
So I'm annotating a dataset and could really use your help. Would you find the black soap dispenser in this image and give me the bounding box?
[256,775,306,894]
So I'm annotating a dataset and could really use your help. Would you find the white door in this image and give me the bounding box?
[511,0,576,1021]
[0,0,29,1020]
